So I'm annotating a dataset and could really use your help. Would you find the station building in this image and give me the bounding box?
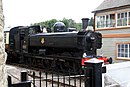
[93,0,130,62]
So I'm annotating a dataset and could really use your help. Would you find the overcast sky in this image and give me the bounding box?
[3,0,104,29]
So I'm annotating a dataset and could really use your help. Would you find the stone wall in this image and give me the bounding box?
[0,0,7,87]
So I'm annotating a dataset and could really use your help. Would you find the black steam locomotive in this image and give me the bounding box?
[7,18,104,73]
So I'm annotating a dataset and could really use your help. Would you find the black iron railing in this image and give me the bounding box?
[8,58,106,87]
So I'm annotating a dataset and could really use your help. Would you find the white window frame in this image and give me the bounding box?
[96,14,115,29]
[117,12,127,27]
[128,12,130,25]
[117,43,130,59]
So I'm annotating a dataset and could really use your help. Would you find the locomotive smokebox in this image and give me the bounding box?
[81,18,89,30]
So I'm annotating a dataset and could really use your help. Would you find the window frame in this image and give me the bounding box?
[96,14,115,29]
[116,43,130,60]
[117,12,128,27]
[128,12,130,25]
[95,11,130,30]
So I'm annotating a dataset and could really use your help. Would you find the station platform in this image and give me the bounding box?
[105,61,130,87]
[6,65,28,84]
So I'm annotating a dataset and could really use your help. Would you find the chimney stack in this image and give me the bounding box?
[81,18,89,30]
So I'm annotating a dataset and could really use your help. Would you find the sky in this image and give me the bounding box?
[3,0,104,30]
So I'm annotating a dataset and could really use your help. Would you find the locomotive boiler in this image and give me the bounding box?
[7,18,105,73]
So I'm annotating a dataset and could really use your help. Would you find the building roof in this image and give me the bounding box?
[93,0,130,12]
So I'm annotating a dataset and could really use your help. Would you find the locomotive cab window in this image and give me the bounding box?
[29,28,35,34]
[29,26,42,34]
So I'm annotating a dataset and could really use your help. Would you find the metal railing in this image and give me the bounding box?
[8,58,105,87]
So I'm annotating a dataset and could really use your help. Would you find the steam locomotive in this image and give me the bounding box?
[6,18,110,73]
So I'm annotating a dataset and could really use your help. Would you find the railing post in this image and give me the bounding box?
[33,72,35,87]
[84,58,104,87]
[21,71,28,82]
[8,76,12,87]
[39,72,42,87]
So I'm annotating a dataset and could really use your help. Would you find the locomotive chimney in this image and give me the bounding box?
[81,18,89,30]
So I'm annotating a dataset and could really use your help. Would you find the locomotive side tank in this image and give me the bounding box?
[29,30,102,57]
[29,32,78,48]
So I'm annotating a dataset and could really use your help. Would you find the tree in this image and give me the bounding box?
[33,19,58,29]
[74,22,82,30]
[44,19,58,28]
[61,18,76,28]
[32,18,83,31]
[89,17,94,28]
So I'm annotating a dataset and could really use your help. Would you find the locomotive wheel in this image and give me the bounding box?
[44,59,52,70]
[58,63,64,72]
[19,55,24,64]
[68,61,81,74]
[36,58,43,68]
[74,61,81,74]
[23,56,28,65]
[56,61,67,73]
[69,62,76,74]
[42,60,47,69]
[48,59,56,71]
[27,57,33,67]
[59,61,76,74]
[32,58,37,67]
[61,61,75,74]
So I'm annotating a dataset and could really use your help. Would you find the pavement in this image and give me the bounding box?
[6,65,28,84]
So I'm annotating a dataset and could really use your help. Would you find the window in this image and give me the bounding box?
[129,44,130,57]
[117,43,130,59]
[96,11,130,29]
[110,14,115,27]
[29,28,35,34]
[128,12,130,25]
[4,33,6,43]
[96,14,115,28]
[117,12,127,26]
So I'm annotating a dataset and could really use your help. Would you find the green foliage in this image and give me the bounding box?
[89,17,94,28]
[60,18,76,28]
[75,23,82,30]
[32,18,83,31]
[33,19,58,29]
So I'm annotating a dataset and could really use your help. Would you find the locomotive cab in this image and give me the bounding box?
[22,26,43,53]
[9,26,24,51]
[9,26,42,53]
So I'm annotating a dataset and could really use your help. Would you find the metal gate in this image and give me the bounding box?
[29,69,85,87]
[8,58,105,87]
